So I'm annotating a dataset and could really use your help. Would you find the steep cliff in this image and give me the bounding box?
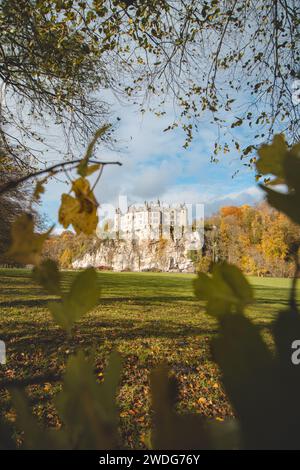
[72,237,196,272]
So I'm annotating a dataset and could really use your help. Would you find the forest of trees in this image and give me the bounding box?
[203,203,300,277]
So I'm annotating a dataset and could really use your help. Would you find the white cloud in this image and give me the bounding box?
[41,99,262,226]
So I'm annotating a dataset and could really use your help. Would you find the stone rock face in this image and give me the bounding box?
[72,238,196,273]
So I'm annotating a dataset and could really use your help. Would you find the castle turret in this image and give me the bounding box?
[114,208,121,233]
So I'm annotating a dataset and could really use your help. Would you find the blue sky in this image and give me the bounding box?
[40,100,263,231]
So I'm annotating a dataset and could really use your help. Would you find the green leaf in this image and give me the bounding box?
[270,310,300,448]
[48,268,99,331]
[284,146,300,190]
[150,365,211,449]
[256,134,287,182]
[0,417,15,450]
[194,262,253,316]
[11,390,69,449]
[32,259,61,295]
[257,138,300,224]
[212,314,277,449]
[55,351,122,449]
[150,365,238,449]
[259,185,300,225]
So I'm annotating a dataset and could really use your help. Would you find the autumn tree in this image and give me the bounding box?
[0,0,112,167]
[0,0,299,181]
[201,203,300,277]
[0,148,32,263]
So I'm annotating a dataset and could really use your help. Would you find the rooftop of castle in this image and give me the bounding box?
[116,201,187,214]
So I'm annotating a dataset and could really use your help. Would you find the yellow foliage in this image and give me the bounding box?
[7,213,51,265]
[241,255,257,275]
[260,232,288,262]
[59,248,73,268]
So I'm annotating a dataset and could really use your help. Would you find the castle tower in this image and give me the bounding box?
[180,203,188,235]
[114,208,121,233]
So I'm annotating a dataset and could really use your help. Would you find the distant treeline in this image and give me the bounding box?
[202,203,300,277]
[39,202,300,278]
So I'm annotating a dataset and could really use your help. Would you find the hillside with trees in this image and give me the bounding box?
[203,203,300,277]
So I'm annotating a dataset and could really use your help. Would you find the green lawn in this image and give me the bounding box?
[0,269,298,448]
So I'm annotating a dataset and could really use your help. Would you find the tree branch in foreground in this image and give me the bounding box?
[0,160,122,195]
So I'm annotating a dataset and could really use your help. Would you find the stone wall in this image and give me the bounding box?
[72,237,195,273]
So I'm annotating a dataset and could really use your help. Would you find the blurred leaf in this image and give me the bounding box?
[285,144,300,189]
[258,138,300,224]
[256,134,287,183]
[87,163,102,176]
[77,125,110,177]
[6,213,52,265]
[270,309,300,449]
[59,193,80,227]
[48,267,99,331]
[59,178,98,235]
[77,162,101,178]
[260,186,300,225]
[194,262,253,316]
[0,417,15,450]
[55,351,122,449]
[11,390,69,449]
[82,125,110,163]
[212,313,279,449]
[32,259,61,296]
[150,365,211,449]
[150,365,238,449]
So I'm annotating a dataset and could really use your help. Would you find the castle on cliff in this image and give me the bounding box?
[72,200,203,271]
[113,200,188,241]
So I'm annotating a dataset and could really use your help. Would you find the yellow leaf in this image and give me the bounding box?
[198,397,207,405]
[59,177,98,235]
[7,213,52,265]
[77,125,110,176]
[33,180,45,201]
[59,194,81,229]
[44,383,52,392]
[77,162,101,177]
[72,177,92,199]
[82,125,110,161]
[86,163,101,176]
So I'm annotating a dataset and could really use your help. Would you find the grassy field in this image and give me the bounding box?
[0,268,299,448]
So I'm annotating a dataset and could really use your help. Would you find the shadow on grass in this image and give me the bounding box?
[0,317,217,349]
[0,290,195,308]
[0,298,52,308]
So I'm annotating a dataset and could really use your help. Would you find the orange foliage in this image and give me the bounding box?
[220,206,243,218]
